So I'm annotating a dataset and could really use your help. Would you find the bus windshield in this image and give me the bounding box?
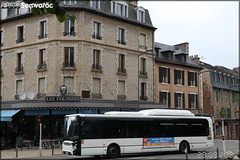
[64,116,79,140]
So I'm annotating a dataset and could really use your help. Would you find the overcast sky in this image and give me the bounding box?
[138,1,239,69]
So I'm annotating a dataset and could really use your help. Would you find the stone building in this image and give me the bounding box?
[0,0,164,146]
[155,42,203,114]
[191,55,240,139]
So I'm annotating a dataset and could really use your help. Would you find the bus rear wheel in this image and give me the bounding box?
[107,144,120,159]
[179,141,190,153]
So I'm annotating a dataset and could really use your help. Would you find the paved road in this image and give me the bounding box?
[1,139,239,159]
[71,139,240,160]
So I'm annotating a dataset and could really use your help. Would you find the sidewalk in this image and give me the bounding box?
[0,147,80,159]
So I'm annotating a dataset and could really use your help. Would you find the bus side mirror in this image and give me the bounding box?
[72,136,79,141]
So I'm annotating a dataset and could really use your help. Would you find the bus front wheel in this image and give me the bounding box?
[107,144,120,159]
[179,141,190,153]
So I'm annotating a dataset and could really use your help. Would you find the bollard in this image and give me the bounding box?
[185,148,188,160]
[216,148,219,160]
[51,144,54,155]
[16,146,18,158]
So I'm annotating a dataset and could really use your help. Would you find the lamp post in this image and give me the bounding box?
[138,49,154,108]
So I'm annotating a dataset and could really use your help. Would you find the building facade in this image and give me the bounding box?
[0,0,164,147]
[191,55,240,140]
[155,42,203,114]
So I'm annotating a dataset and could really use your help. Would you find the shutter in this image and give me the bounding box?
[16,80,22,95]
[93,78,100,93]
[139,34,145,46]
[188,71,190,86]
[168,68,170,84]
[64,77,74,93]
[70,47,74,67]
[65,18,69,33]
[42,49,46,63]
[174,69,177,84]
[118,81,125,95]
[188,94,191,108]
[159,91,163,104]
[183,93,185,108]
[196,94,198,109]
[182,71,184,85]
[195,72,197,86]
[168,92,171,107]
[64,48,69,66]
[159,67,163,83]
[38,78,45,93]
[174,93,177,108]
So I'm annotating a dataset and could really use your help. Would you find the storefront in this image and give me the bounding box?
[1,99,166,147]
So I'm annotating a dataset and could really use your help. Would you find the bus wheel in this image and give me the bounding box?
[107,144,120,159]
[179,141,190,153]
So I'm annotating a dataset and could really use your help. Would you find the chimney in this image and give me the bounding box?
[190,54,200,64]
[126,0,138,6]
[174,42,189,54]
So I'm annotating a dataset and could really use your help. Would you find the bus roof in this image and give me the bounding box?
[104,109,195,117]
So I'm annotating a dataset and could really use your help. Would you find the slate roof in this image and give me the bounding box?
[155,42,202,69]
[199,61,239,92]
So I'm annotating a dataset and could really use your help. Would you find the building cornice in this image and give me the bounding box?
[0,7,157,31]
[155,58,203,70]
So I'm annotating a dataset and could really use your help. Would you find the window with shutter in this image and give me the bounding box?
[38,78,45,94]
[16,80,23,95]
[64,77,74,93]
[93,78,101,94]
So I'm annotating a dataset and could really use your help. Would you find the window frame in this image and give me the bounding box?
[64,47,75,68]
[159,67,170,84]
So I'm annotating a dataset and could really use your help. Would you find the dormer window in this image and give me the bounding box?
[137,7,145,23]
[162,51,173,60]
[111,1,128,18]
[63,0,76,5]
[91,0,100,9]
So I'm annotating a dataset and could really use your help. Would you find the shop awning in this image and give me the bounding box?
[0,110,20,121]
[52,109,77,115]
[25,110,49,116]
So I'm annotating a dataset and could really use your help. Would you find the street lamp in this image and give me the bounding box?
[138,49,154,108]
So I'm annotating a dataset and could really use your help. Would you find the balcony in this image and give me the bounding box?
[62,62,76,71]
[38,34,47,39]
[92,93,102,99]
[63,32,76,36]
[117,67,127,75]
[16,38,24,43]
[37,63,47,72]
[15,64,24,74]
[140,71,148,77]
[92,34,102,40]
[140,96,148,101]
[117,40,126,45]
[91,64,102,73]
[139,45,147,50]
[117,95,126,100]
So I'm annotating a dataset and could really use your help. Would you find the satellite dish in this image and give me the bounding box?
[19,93,26,100]
[27,92,35,100]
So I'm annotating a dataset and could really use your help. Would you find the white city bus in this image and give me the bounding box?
[62,109,214,158]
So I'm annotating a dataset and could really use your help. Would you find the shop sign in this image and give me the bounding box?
[46,96,80,102]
